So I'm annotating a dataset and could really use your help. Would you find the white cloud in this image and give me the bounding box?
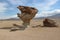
[47,0,58,6]
[32,0,58,11]
[0,15,17,19]
[35,9,60,18]
[33,0,59,18]
[10,15,17,18]
[0,2,8,13]
[6,9,60,19]
[0,9,60,19]
[0,0,59,19]
[45,0,58,10]
[7,0,58,11]
[7,0,27,5]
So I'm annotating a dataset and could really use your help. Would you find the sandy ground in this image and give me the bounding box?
[0,19,60,40]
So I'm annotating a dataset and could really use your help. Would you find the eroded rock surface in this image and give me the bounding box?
[43,18,57,27]
[17,6,38,27]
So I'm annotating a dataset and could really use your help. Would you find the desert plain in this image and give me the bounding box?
[0,19,60,40]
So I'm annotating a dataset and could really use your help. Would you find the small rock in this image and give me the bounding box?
[43,18,57,27]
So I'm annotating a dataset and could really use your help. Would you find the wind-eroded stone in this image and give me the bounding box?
[43,18,57,27]
[17,6,38,27]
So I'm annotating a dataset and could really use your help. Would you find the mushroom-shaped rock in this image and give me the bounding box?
[17,6,38,27]
[43,18,57,27]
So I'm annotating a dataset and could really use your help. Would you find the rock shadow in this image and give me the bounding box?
[0,27,12,29]
[32,25,42,28]
[32,25,58,28]
[0,24,26,32]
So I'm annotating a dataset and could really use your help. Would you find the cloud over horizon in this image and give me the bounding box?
[35,9,60,18]
[0,0,60,19]
[0,2,8,13]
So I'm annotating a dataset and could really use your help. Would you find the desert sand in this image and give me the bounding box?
[0,19,60,40]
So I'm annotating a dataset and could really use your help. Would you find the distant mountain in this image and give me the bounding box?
[35,14,60,19]
[48,14,60,19]
[7,17,19,20]
[0,17,20,21]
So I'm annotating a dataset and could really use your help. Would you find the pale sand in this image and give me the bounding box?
[0,19,60,40]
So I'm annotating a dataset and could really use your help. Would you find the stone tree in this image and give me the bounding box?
[17,6,38,27]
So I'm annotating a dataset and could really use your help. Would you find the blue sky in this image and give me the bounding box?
[0,0,60,19]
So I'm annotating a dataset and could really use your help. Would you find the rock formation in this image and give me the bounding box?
[43,18,57,27]
[17,6,38,27]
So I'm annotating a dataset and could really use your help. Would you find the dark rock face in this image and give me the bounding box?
[17,6,38,26]
[43,18,57,27]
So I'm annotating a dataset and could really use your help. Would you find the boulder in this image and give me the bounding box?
[43,18,57,27]
[17,6,38,26]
